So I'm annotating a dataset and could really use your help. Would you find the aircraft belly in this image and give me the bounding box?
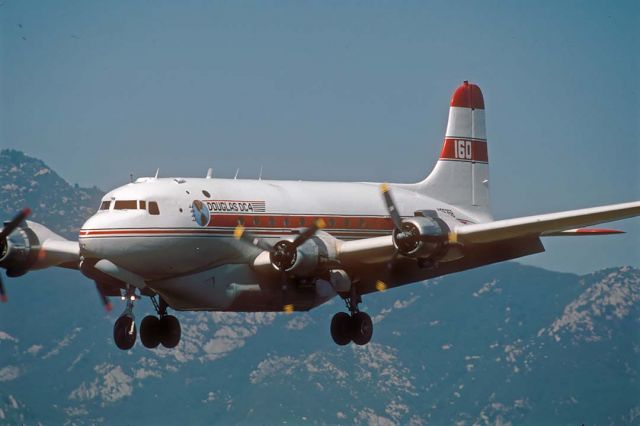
[148,263,337,311]
[79,235,253,280]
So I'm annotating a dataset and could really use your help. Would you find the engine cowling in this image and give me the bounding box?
[392,216,450,260]
[0,226,40,277]
[269,232,339,277]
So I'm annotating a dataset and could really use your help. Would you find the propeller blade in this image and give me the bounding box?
[380,184,402,231]
[0,275,7,303]
[94,282,112,312]
[292,218,325,248]
[0,208,31,239]
[233,224,273,252]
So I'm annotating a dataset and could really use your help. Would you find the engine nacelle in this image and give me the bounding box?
[269,231,339,277]
[0,226,40,277]
[392,216,450,260]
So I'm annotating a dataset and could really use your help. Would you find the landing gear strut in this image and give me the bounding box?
[330,285,373,346]
[113,286,137,350]
[139,296,181,349]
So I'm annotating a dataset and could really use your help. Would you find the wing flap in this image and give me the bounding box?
[454,201,640,244]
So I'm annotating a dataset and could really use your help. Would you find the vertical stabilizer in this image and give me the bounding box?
[416,81,491,221]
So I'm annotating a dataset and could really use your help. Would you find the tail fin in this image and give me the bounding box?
[416,81,491,221]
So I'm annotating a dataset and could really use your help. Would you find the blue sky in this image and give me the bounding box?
[1,1,638,273]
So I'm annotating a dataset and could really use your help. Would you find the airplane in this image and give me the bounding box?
[1,81,639,350]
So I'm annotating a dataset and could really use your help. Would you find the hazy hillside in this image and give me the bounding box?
[0,149,103,238]
[0,150,638,425]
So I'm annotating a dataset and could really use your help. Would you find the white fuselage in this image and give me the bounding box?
[79,177,480,281]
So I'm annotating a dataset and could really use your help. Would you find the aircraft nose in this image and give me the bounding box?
[79,213,111,257]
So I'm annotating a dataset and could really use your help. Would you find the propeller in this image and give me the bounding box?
[234,218,326,271]
[234,218,326,312]
[380,184,418,253]
[0,208,31,240]
[0,208,32,303]
[94,282,113,312]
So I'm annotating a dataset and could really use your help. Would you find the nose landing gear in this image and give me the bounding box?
[113,287,137,350]
[330,287,373,346]
[112,289,182,350]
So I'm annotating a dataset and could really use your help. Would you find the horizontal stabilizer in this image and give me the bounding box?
[452,201,640,244]
[543,228,625,237]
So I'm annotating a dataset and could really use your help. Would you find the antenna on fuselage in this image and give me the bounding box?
[154,168,160,179]
[234,168,240,179]
[206,168,213,179]
[258,165,263,180]
[129,173,133,183]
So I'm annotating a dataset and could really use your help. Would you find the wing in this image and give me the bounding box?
[451,201,640,244]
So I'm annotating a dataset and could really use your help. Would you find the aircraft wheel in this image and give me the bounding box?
[159,315,181,348]
[351,312,373,346]
[140,315,161,349]
[330,312,352,345]
[113,315,136,350]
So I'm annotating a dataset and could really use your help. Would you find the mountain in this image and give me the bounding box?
[0,150,638,425]
[0,149,104,239]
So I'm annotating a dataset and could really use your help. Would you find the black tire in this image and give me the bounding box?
[113,315,136,350]
[159,315,181,348]
[330,312,352,346]
[140,315,161,349]
[351,311,373,346]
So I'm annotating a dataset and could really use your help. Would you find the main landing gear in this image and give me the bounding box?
[112,288,181,350]
[330,288,373,346]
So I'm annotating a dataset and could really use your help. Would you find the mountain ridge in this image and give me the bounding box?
[0,150,638,425]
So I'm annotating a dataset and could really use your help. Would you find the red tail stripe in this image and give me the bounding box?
[440,138,488,162]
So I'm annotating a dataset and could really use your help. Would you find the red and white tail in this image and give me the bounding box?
[417,81,492,221]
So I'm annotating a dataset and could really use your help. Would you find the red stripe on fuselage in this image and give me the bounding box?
[79,214,397,237]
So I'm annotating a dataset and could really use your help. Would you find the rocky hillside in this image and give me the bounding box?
[0,149,103,238]
[1,265,638,425]
[0,151,638,425]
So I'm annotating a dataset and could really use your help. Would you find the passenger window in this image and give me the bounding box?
[283,218,289,227]
[344,218,350,227]
[252,217,260,226]
[298,217,305,227]
[328,218,335,227]
[149,201,160,215]
[114,200,137,210]
[99,201,111,210]
[237,217,245,225]
[139,200,146,210]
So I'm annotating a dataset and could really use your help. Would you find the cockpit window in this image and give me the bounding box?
[114,200,137,210]
[99,201,111,210]
[148,201,160,215]
[139,200,146,209]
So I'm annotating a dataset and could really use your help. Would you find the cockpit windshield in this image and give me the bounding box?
[100,199,160,215]
[114,200,137,210]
